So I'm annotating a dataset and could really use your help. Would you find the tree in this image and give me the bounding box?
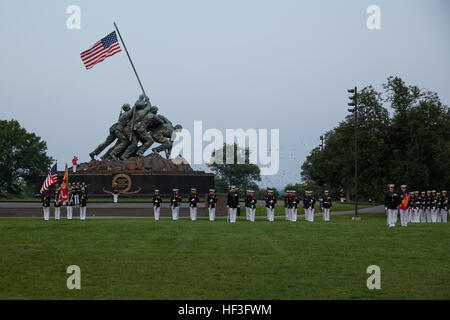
[0,119,52,197]
[208,143,261,193]
[300,77,450,202]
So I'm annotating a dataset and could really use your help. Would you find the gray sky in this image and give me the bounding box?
[1,0,449,189]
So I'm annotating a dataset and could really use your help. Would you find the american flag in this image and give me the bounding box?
[40,163,58,193]
[80,31,121,70]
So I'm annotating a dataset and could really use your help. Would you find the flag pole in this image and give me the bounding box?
[113,22,148,100]
[113,22,151,139]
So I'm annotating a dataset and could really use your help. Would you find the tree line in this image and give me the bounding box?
[300,76,450,202]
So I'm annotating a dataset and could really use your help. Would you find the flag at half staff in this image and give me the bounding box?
[40,163,58,193]
[81,31,121,69]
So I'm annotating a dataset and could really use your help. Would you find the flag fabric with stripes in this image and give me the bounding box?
[40,164,58,193]
[80,31,121,69]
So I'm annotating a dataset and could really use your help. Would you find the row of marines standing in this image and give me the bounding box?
[41,183,88,220]
[385,184,448,227]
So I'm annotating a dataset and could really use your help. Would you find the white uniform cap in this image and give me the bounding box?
[209,189,215,192]
[389,184,395,188]
[154,189,159,192]
[401,185,407,188]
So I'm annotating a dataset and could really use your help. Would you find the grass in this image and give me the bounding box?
[0,214,448,300]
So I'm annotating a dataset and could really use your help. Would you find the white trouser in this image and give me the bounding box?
[80,206,86,220]
[393,209,398,224]
[266,207,274,222]
[74,195,79,205]
[248,208,256,222]
[154,206,160,220]
[190,207,197,220]
[285,207,289,220]
[43,207,50,220]
[55,207,61,220]
[426,209,432,222]
[290,208,297,222]
[399,209,408,227]
[430,209,437,223]
[340,197,345,203]
[304,208,310,221]
[412,208,419,223]
[171,206,179,220]
[246,207,250,220]
[407,209,412,222]
[436,209,442,223]
[229,208,237,223]
[113,194,118,203]
[208,207,215,221]
[419,209,426,222]
[73,164,77,172]
[442,210,448,223]
[66,206,73,220]
[323,208,330,221]
[310,208,315,222]
[387,209,397,227]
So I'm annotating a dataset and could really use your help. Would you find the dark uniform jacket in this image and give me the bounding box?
[67,194,74,206]
[430,196,438,210]
[42,193,51,207]
[265,195,277,209]
[112,186,120,195]
[227,191,239,208]
[207,194,218,208]
[54,193,61,208]
[152,195,162,207]
[284,195,291,208]
[440,196,448,210]
[385,191,400,209]
[291,196,299,209]
[411,195,420,209]
[170,194,182,207]
[244,194,252,208]
[247,196,257,209]
[189,194,200,208]
[303,196,311,209]
[80,192,88,207]
[321,195,332,209]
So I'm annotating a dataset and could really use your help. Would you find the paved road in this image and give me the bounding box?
[0,202,384,218]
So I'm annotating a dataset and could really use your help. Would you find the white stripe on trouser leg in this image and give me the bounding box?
[399,209,408,226]
[426,209,432,222]
[436,209,441,223]
[113,194,118,203]
[55,207,60,220]
[172,207,179,220]
[154,206,160,220]
[190,207,197,221]
[80,206,86,220]
[323,208,330,221]
[249,208,256,222]
[229,208,237,223]
[267,208,274,221]
[387,209,396,227]
[209,208,215,221]
[443,210,448,223]
[43,207,50,220]
[431,209,437,223]
[291,208,297,222]
[66,206,72,220]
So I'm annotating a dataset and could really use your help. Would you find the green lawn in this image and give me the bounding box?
[0,214,448,300]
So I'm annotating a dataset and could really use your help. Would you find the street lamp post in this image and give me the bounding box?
[347,86,360,220]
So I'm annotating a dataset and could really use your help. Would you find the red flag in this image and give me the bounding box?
[60,164,69,203]
[399,194,410,210]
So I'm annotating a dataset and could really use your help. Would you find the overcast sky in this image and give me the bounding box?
[1,0,449,189]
